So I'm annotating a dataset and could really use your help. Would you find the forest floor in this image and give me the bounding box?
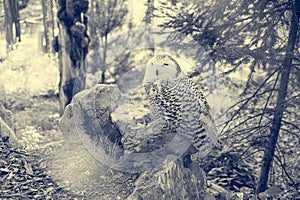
[0,33,81,199]
[0,33,62,152]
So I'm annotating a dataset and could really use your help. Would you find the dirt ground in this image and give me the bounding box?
[0,33,81,198]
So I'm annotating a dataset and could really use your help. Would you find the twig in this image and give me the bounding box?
[220,68,279,134]
[258,69,280,128]
[0,189,38,198]
[9,149,39,157]
[273,154,299,193]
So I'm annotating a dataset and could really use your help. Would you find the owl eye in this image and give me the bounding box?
[163,63,169,67]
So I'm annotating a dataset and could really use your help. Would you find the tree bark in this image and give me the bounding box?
[145,0,155,53]
[256,1,300,193]
[41,0,56,54]
[145,0,154,24]
[3,0,21,51]
[42,0,49,53]
[56,0,89,115]
[100,35,108,84]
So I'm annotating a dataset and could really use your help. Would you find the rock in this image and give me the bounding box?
[0,103,13,128]
[48,84,207,199]
[0,102,18,146]
[48,85,136,199]
[0,84,6,105]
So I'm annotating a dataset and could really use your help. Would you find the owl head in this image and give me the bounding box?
[143,54,183,83]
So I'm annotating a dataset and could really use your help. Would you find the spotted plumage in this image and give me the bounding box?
[143,54,218,160]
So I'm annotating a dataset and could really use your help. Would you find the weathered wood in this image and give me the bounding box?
[48,84,208,199]
[56,0,89,115]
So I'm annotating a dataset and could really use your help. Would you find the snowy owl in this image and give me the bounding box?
[143,54,219,165]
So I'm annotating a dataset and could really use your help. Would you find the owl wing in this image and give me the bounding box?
[190,79,219,146]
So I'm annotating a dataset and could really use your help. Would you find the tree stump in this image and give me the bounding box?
[47,84,207,199]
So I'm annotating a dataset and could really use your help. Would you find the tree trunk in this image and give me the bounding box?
[145,0,154,24]
[256,1,300,193]
[3,0,20,51]
[100,35,108,84]
[89,1,96,36]
[42,0,49,53]
[56,0,89,115]
[144,0,155,53]
[42,0,56,54]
